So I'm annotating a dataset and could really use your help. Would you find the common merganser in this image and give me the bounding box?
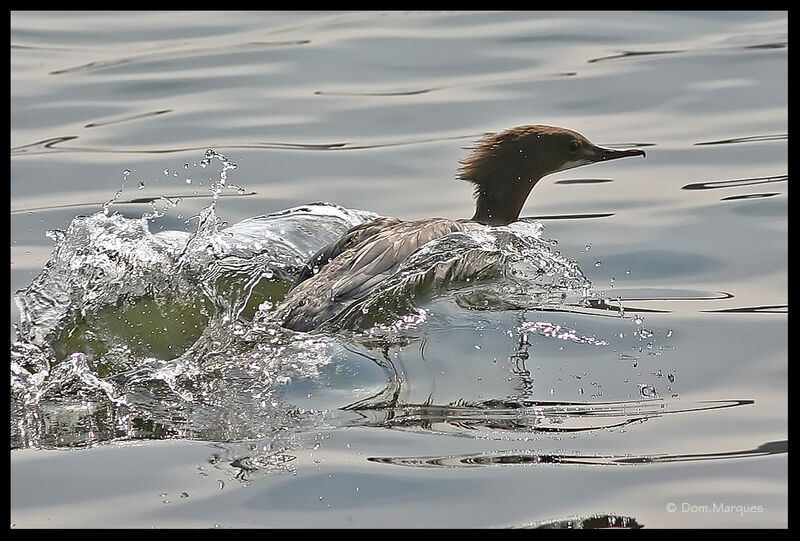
[275,125,645,331]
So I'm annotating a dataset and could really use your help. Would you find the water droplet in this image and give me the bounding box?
[163,168,170,176]
[584,243,592,252]
[594,261,602,267]
[638,384,658,398]
[666,329,673,337]
[138,181,145,189]
[185,178,192,184]
[122,169,131,176]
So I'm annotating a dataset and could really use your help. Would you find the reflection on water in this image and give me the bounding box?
[350,398,755,435]
[369,436,784,468]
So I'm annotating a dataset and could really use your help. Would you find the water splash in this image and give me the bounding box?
[11,151,681,452]
[321,220,592,332]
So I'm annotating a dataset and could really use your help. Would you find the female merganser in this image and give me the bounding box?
[275,125,645,331]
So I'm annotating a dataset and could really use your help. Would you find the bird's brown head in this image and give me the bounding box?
[459,125,645,226]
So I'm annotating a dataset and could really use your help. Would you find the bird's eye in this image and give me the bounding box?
[569,141,580,152]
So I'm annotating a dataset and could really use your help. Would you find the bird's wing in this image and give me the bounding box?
[275,218,481,331]
[328,218,477,301]
[292,217,403,288]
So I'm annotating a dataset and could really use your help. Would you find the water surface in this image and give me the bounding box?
[10,11,787,528]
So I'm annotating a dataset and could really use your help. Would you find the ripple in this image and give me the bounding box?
[49,39,311,75]
[720,192,781,201]
[682,174,788,191]
[10,133,479,156]
[694,133,787,146]
[369,438,785,469]
[349,398,753,435]
[10,135,79,155]
[84,109,173,128]
[314,87,440,97]
[523,212,615,221]
[587,49,682,64]
[702,304,787,314]
[553,178,614,185]
[11,191,256,214]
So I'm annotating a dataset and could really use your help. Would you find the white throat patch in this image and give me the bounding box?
[557,158,592,173]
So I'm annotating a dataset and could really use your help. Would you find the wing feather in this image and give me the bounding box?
[276,217,481,331]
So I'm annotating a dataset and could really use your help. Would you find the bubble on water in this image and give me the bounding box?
[638,383,658,398]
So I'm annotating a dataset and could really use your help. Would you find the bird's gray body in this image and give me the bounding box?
[274,217,483,331]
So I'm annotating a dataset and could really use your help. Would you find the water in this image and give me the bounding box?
[10,11,787,528]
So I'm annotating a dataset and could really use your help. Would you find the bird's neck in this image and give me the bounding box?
[471,177,539,226]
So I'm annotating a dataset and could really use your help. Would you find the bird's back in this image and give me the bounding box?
[275,217,481,331]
